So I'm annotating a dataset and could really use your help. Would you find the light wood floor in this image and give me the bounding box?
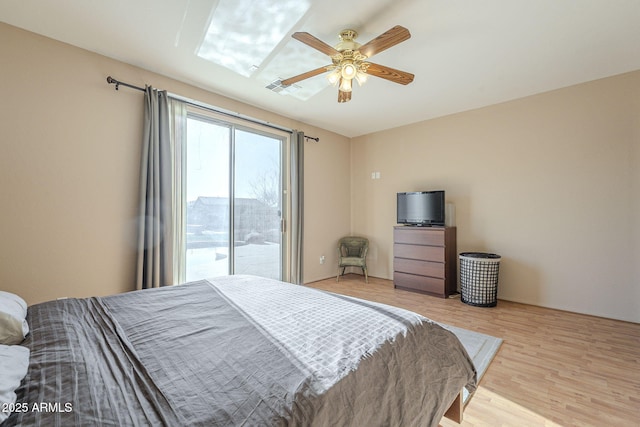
[305,274,640,427]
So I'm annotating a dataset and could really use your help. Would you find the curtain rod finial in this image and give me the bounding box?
[106,76,120,90]
[106,76,115,84]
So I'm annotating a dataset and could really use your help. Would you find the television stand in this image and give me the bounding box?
[393,226,457,298]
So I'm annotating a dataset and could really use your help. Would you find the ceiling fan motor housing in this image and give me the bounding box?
[335,29,362,53]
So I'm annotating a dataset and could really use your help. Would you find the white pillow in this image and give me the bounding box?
[0,291,29,345]
[0,344,30,423]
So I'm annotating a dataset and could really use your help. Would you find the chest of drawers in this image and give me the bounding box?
[393,226,457,298]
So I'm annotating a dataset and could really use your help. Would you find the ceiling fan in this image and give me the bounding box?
[281,26,414,103]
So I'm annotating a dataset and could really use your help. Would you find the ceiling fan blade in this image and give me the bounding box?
[281,66,331,86]
[292,32,340,56]
[358,25,411,58]
[365,62,414,85]
[338,90,352,103]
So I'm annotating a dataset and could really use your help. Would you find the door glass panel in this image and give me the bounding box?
[185,117,230,282]
[233,129,282,279]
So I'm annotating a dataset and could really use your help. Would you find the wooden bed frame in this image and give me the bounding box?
[443,390,465,423]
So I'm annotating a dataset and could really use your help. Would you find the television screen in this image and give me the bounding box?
[397,191,445,226]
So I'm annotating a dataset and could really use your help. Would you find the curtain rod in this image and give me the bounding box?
[106,76,145,92]
[106,76,320,142]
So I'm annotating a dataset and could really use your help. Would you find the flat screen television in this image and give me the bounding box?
[397,191,445,226]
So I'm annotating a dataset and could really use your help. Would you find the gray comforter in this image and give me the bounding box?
[7,275,476,426]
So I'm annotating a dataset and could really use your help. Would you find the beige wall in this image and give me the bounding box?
[351,71,640,323]
[0,23,350,304]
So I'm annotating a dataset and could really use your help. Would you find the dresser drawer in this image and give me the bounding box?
[394,258,445,279]
[394,243,445,263]
[394,227,445,246]
[393,272,446,296]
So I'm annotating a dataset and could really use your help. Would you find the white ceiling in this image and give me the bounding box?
[2,0,640,137]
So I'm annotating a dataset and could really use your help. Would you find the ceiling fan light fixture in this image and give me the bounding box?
[339,78,352,93]
[326,68,341,86]
[341,61,357,80]
[355,70,368,86]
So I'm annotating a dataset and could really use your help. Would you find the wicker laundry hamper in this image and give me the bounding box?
[459,252,502,307]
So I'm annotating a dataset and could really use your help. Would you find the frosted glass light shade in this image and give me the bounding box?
[339,78,352,92]
[326,69,341,85]
[341,63,357,79]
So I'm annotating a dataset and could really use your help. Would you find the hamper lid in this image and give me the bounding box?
[459,252,501,260]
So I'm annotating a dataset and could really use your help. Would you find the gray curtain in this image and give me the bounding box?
[290,130,304,284]
[136,87,173,289]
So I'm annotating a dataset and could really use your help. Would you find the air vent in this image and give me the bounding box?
[266,79,300,94]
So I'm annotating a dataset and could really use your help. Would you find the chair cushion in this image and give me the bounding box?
[339,257,366,268]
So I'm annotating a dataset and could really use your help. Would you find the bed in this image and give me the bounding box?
[4,275,476,426]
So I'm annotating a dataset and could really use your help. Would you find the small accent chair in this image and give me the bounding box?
[336,236,369,283]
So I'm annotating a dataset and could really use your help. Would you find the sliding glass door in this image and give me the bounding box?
[184,112,286,282]
[233,129,282,278]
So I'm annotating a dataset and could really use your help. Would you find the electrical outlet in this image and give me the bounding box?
[320,255,325,264]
